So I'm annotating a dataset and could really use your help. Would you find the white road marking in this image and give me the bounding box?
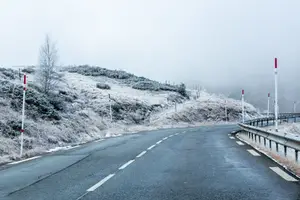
[236,141,245,145]
[229,136,235,139]
[147,145,156,150]
[136,151,146,158]
[119,160,135,170]
[247,149,260,156]
[175,133,179,136]
[9,156,41,165]
[156,140,162,144]
[87,174,115,191]
[95,139,104,143]
[162,137,168,140]
[169,135,174,138]
[269,167,298,182]
[182,131,186,133]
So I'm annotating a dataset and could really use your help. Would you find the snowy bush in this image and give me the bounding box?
[22,66,35,74]
[177,83,189,98]
[0,68,17,80]
[96,83,111,90]
[132,81,160,91]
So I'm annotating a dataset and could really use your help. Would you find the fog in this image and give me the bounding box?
[1,0,300,111]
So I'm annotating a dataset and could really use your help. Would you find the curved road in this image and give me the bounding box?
[0,125,299,200]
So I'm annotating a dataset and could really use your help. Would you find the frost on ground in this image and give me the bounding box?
[0,66,259,164]
[263,123,300,140]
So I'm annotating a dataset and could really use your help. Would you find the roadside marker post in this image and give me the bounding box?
[109,94,112,122]
[274,58,278,132]
[267,93,270,118]
[242,89,245,123]
[20,74,27,157]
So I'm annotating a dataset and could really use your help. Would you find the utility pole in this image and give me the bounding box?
[274,58,278,132]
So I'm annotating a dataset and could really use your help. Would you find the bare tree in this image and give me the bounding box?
[37,34,59,95]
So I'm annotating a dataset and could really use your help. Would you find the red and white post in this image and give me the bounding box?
[267,93,270,118]
[242,89,245,123]
[274,58,278,132]
[20,74,27,157]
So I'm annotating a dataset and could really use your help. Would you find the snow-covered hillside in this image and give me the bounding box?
[0,66,259,164]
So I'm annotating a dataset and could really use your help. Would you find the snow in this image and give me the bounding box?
[262,123,300,141]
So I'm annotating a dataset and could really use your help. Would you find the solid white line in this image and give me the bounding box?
[229,136,235,139]
[156,140,162,144]
[147,145,156,150]
[162,137,168,140]
[236,141,245,145]
[136,151,147,158]
[119,160,135,170]
[269,167,298,182]
[9,156,41,165]
[247,149,260,156]
[87,174,115,191]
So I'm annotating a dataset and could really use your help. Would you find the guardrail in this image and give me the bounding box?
[245,113,300,127]
[238,113,300,163]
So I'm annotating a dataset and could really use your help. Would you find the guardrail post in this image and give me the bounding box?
[284,146,287,157]
[254,134,257,142]
[248,132,250,139]
[264,138,266,146]
[267,119,269,126]
[276,143,279,152]
[251,133,254,140]
[258,135,261,143]
[260,120,263,127]
[294,117,296,123]
[269,140,272,149]
[296,150,298,162]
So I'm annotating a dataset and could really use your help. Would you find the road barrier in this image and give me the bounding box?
[238,113,300,163]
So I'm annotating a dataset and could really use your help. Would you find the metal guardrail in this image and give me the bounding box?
[238,113,300,163]
[245,113,300,127]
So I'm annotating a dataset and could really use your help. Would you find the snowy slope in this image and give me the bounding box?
[0,66,259,163]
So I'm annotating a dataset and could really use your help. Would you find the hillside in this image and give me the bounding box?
[0,66,258,164]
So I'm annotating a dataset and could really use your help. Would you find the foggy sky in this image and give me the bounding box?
[1,0,300,110]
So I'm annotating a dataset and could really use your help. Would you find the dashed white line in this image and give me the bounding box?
[236,141,245,145]
[8,156,41,165]
[175,133,179,136]
[147,145,156,150]
[269,167,298,182]
[162,137,168,140]
[136,151,147,158]
[87,174,115,192]
[119,160,135,170]
[229,136,235,139]
[169,135,174,138]
[247,149,260,156]
[156,140,162,144]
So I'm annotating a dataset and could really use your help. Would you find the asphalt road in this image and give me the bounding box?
[0,125,299,200]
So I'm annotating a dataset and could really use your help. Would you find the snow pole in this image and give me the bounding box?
[20,74,27,157]
[267,93,270,118]
[109,94,112,122]
[274,58,278,132]
[242,89,245,123]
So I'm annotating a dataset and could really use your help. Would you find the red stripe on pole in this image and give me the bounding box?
[20,129,24,133]
[23,74,27,84]
[242,89,244,95]
[275,58,277,69]
[268,93,270,97]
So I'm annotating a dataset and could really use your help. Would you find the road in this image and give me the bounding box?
[0,125,299,200]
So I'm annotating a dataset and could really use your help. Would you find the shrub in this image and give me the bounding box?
[96,83,111,90]
[22,66,35,74]
[178,83,189,98]
[132,81,159,91]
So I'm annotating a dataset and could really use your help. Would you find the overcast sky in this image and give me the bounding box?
[1,0,300,89]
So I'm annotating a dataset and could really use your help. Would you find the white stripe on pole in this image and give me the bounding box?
[274,58,278,132]
[242,89,245,123]
[20,74,27,157]
[267,93,270,118]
